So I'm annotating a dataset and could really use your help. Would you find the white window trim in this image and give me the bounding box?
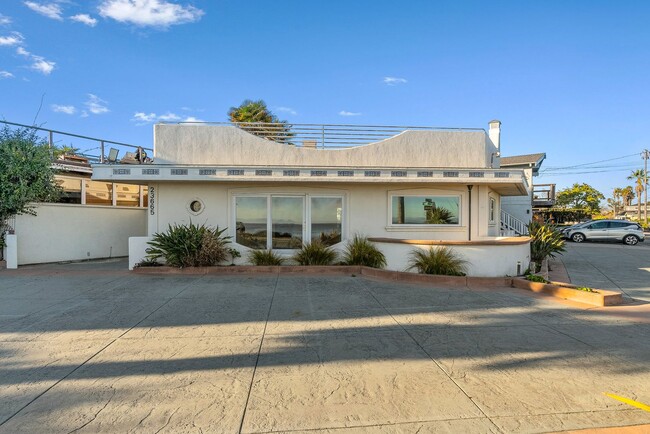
[387,193,462,228]
[232,193,345,250]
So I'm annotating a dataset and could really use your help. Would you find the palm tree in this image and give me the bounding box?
[621,186,634,207]
[627,170,647,221]
[227,99,294,144]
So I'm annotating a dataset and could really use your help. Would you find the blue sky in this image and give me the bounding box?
[1,0,648,198]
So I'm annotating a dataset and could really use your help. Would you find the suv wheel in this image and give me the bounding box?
[623,234,639,245]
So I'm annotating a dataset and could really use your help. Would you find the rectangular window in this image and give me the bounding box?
[489,197,496,223]
[55,176,82,204]
[85,180,113,206]
[311,197,342,246]
[235,196,268,249]
[391,195,460,225]
[115,183,140,207]
[235,194,344,249]
[271,196,304,249]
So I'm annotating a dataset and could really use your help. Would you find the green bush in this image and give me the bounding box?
[342,235,387,268]
[525,274,548,283]
[248,249,285,265]
[292,241,338,265]
[146,222,230,267]
[527,221,566,264]
[407,246,468,276]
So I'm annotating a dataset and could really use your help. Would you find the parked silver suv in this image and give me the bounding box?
[561,220,644,245]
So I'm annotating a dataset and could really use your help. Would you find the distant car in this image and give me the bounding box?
[562,219,644,245]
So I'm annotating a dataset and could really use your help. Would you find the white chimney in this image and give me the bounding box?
[488,119,501,155]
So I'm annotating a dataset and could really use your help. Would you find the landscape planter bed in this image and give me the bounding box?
[133,265,511,288]
[512,278,623,307]
[133,266,623,307]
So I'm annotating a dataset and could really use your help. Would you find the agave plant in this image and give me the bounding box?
[146,222,230,267]
[527,221,566,264]
[292,241,338,265]
[407,246,468,276]
[248,249,285,266]
[342,235,387,268]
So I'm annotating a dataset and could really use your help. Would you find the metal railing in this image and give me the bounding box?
[501,209,529,236]
[0,120,152,163]
[165,121,485,149]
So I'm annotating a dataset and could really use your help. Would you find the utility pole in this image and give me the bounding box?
[639,149,650,225]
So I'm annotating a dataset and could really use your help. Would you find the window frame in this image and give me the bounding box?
[388,193,462,227]
[233,193,345,250]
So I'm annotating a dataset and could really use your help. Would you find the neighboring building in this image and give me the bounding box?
[94,120,533,276]
[500,153,552,233]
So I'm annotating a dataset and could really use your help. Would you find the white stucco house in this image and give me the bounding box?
[92,120,533,276]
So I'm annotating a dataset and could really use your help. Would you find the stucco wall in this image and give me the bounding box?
[501,167,533,223]
[14,203,147,265]
[140,181,527,275]
[153,125,498,169]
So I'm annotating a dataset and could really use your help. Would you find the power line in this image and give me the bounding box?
[541,152,639,171]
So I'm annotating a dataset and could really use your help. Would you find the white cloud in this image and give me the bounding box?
[0,71,14,78]
[182,116,204,122]
[80,110,89,118]
[16,46,30,56]
[31,56,55,74]
[70,14,98,26]
[24,1,63,20]
[275,106,297,116]
[132,111,203,125]
[99,0,204,27]
[0,14,12,26]
[339,110,362,116]
[383,76,407,86]
[158,112,181,121]
[0,32,24,46]
[85,94,109,114]
[51,104,76,114]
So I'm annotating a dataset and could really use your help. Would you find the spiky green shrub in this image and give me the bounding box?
[527,221,566,264]
[342,235,387,268]
[292,241,338,265]
[248,249,285,266]
[146,222,230,267]
[407,246,468,276]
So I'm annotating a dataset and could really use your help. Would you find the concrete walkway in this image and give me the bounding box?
[1,260,650,433]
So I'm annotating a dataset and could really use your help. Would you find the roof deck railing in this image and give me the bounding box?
[163,121,485,149]
[0,120,151,164]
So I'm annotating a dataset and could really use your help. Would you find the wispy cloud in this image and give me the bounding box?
[51,104,76,114]
[0,31,24,46]
[275,106,298,116]
[31,56,55,74]
[99,0,204,28]
[0,71,14,79]
[24,1,63,20]
[0,14,12,26]
[85,94,109,114]
[132,111,203,125]
[383,76,407,86]
[16,46,30,56]
[339,110,362,116]
[70,14,98,27]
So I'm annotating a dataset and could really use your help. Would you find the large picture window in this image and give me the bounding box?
[235,194,344,249]
[391,195,460,225]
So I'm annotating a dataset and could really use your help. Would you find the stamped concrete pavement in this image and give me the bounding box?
[1,259,650,433]
[560,241,650,302]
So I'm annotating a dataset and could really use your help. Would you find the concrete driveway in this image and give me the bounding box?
[1,260,650,433]
[561,241,650,302]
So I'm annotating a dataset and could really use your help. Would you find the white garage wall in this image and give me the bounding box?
[14,203,147,265]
